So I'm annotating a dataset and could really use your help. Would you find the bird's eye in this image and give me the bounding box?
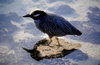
[34,14,40,17]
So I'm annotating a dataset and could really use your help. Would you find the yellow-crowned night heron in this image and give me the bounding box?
[23,10,82,46]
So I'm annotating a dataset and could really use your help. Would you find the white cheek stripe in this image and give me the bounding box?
[34,14,40,17]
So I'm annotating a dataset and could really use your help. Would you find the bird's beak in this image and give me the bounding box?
[23,14,31,17]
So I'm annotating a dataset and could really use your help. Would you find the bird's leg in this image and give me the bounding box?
[55,37,61,46]
[48,37,52,46]
[49,38,52,44]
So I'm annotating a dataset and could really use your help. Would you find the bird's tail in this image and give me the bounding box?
[77,31,82,36]
[75,30,82,36]
[70,25,82,36]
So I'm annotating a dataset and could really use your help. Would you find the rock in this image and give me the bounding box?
[23,37,81,61]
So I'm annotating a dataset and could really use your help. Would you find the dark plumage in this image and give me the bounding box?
[23,10,82,46]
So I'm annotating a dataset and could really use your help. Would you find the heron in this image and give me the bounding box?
[23,10,82,46]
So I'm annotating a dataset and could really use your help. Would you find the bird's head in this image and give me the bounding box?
[23,10,46,20]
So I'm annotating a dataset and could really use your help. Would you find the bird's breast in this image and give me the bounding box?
[34,19,40,26]
[34,19,45,33]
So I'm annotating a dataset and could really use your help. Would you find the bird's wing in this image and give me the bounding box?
[54,15,81,35]
[56,17,82,35]
[41,19,66,36]
[41,14,81,36]
[56,18,72,33]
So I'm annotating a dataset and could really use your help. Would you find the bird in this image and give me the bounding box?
[23,10,82,46]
